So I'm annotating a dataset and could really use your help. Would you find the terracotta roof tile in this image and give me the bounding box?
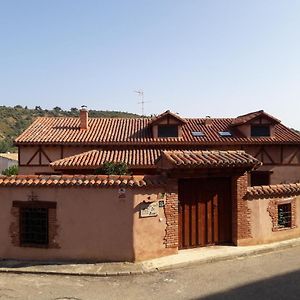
[246,183,300,199]
[148,110,187,125]
[14,113,300,145]
[231,110,281,126]
[50,149,163,169]
[160,150,261,169]
[0,175,166,188]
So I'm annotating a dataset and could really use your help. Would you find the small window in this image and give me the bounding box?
[250,171,270,186]
[251,125,270,137]
[192,131,205,137]
[20,207,49,246]
[158,125,178,137]
[219,131,232,137]
[278,204,292,228]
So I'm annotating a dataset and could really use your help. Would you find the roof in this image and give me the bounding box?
[148,110,187,126]
[246,183,300,199]
[159,150,261,169]
[14,112,300,146]
[231,110,281,126]
[0,153,18,161]
[0,175,166,188]
[50,149,162,169]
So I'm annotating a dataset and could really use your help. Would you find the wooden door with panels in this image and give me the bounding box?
[178,177,232,249]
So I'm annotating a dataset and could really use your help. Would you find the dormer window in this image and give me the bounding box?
[150,111,186,139]
[158,125,178,138]
[251,125,270,137]
[231,110,280,138]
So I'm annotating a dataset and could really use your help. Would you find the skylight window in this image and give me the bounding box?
[192,131,205,137]
[219,131,232,137]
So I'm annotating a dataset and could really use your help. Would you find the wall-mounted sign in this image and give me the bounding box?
[140,202,159,218]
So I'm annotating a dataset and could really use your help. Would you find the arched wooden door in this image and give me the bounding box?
[178,177,232,249]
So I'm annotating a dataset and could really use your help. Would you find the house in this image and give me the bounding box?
[0,108,299,262]
[0,152,18,173]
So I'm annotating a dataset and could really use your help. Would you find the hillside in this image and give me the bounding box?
[0,105,140,152]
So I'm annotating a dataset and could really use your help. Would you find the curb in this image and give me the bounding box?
[0,240,299,277]
[150,240,300,272]
[0,268,145,277]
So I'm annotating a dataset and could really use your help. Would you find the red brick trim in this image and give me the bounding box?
[163,192,178,248]
[10,207,20,247]
[232,173,252,244]
[267,198,297,232]
[10,202,60,249]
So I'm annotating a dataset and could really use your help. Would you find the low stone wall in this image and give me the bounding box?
[241,183,300,245]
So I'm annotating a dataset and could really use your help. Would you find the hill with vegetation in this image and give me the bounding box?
[0,105,140,153]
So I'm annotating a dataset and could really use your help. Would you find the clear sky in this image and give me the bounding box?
[1,0,300,129]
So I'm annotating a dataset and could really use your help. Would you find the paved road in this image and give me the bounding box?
[1,246,300,300]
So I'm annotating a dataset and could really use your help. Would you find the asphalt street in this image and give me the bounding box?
[1,246,300,300]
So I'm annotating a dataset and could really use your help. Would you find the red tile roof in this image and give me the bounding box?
[14,113,300,145]
[246,183,300,199]
[160,150,261,169]
[231,110,281,126]
[50,149,162,169]
[148,110,187,125]
[0,175,166,188]
[51,149,261,170]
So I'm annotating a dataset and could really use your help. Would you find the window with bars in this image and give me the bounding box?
[278,203,292,228]
[20,207,49,246]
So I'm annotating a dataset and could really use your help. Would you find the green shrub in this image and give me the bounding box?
[94,162,128,175]
[2,165,18,176]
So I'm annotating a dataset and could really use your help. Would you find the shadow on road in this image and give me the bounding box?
[196,269,300,300]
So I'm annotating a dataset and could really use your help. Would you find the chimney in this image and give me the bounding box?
[204,116,212,126]
[80,105,89,130]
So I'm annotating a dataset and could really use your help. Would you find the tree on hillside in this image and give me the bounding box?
[0,139,13,153]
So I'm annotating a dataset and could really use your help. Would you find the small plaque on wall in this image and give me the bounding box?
[140,202,159,218]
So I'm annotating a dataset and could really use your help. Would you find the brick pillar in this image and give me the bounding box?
[232,172,251,245]
[10,207,20,247]
[164,179,179,249]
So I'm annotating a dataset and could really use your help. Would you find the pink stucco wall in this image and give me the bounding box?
[239,195,300,246]
[133,192,177,261]
[0,186,172,262]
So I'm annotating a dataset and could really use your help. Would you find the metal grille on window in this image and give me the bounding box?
[20,207,49,245]
[278,204,292,228]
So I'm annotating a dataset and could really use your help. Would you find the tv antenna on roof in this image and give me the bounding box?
[134,89,149,116]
